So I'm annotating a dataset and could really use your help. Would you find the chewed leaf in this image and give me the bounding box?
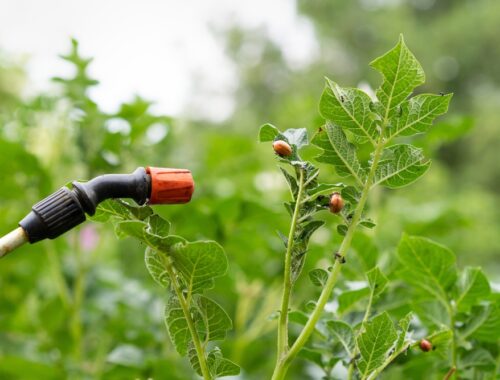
[283,128,308,149]
[194,295,232,343]
[170,241,228,293]
[370,35,425,120]
[189,346,240,378]
[312,123,366,186]
[357,312,398,378]
[145,247,170,287]
[259,123,280,142]
[93,199,136,221]
[320,78,378,146]
[395,312,413,352]
[165,295,192,356]
[386,93,452,141]
[373,144,430,188]
[146,214,170,237]
[114,220,146,239]
[206,348,240,377]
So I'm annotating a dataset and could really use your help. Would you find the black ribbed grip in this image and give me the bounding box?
[19,187,86,243]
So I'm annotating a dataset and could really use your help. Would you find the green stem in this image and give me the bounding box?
[45,241,71,310]
[165,261,212,380]
[71,233,85,362]
[365,342,415,380]
[276,168,306,361]
[490,344,500,380]
[272,133,387,380]
[450,311,458,379]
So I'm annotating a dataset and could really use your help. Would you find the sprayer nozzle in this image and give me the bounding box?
[3,166,195,253]
[146,167,194,205]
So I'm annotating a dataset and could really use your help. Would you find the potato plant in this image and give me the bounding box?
[87,36,500,380]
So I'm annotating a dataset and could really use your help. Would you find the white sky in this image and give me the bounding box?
[0,0,317,121]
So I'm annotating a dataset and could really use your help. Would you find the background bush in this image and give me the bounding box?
[0,1,499,379]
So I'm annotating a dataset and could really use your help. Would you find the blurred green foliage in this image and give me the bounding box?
[0,1,499,379]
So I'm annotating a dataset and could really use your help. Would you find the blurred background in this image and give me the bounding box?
[0,0,499,379]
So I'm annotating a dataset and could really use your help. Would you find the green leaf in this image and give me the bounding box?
[413,300,450,328]
[170,241,228,293]
[395,312,413,352]
[309,268,329,287]
[188,346,240,378]
[427,328,453,359]
[107,344,145,369]
[397,235,456,309]
[194,295,232,343]
[455,267,490,312]
[366,267,388,298]
[351,232,379,271]
[165,296,192,356]
[206,348,240,377]
[458,304,491,340]
[93,199,135,221]
[144,247,170,288]
[92,199,155,223]
[338,287,370,314]
[291,220,325,283]
[370,35,425,120]
[337,224,348,236]
[279,167,298,198]
[320,79,378,146]
[460,348,495,370]
[283,128,308,149]
[146,214,170,237]
[357,312,398,378]
[372,144,430,189]
[289,310,309,326]
[359,219,376,229]
[312,123,366,185]
[471,301,500,343]
[340,186,361,204]
[114,220,146,239]
[259,123,280,142]
[306,183,345,199]
[386,93,453,140]
[298,347,324,367]
[326,320,355,357]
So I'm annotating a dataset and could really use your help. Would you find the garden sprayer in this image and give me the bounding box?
[0,166,194,258]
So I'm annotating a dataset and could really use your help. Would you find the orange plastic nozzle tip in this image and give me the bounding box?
[146,167,194,205]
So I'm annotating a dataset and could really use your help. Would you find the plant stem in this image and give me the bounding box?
[272,133,387,380]
[165,261,212,380]
[45,241,71,310]
[365,342,414,380]
[276,168,305,361]
[71,233,85,362]
[450,311,458,379]
[443,367,457,380]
